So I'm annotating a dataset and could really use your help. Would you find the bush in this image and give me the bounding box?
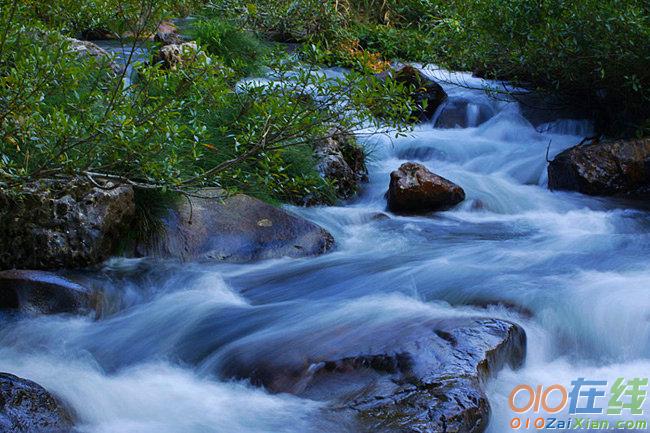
[352,23,435,63]
[433,0,650,136]
[18,0,201,37]
[211,0,650,137]
[302,39,391,74]
[191,18,268,77]
[344,0,445,29]
[0,2,415,205]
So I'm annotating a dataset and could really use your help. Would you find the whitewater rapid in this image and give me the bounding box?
[1,66,649,432]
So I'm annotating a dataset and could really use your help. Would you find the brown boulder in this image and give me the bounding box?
[0,178,135,270]
[548,138,650,198]
[154,21,184,45]
[395,65,448,121]
[387,162,465,213]
[157,42,208,70]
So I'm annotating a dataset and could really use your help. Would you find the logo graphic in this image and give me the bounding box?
[508,378,648,430]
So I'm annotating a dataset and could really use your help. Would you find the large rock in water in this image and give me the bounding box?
[0,373,74,433]
[548,138,650,198]
[387,162,465,213]
[395,65,448,121]
[0,270,96,315]
[312,127,368,203]
[0,178,135,270]
[139,189,334,262]
[65,38,120,74]
[219,317,526,433]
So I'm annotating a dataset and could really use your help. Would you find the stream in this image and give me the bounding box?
[1,63,649,432]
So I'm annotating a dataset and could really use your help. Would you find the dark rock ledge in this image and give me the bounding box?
[219,317,526,433]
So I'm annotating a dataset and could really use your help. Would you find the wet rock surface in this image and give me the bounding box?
[0,178,135,271]
[387,162,466,213]
[65,38,121,74]
[220,317,526,433]
[157,41,206,69]
[435,98,495,129]
[0,270,96,315]
[139,189,334,262]
[548,138,650,198]
[313,128,368,202]
[0,373,74,433]
[376,65,447,122]
[395,65,448,121]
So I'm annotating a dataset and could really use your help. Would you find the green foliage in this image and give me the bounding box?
[210,0,650,137]
[204,0,439,71]
[204,0,346,44]
[191,18,268,77]
[0,0,415,206]
[434,0,650,136]
[301,40,391,74]
[352,23,435,63]
[16,0,201,37]
[345,0,445,29]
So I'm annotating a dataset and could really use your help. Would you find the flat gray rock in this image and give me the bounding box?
[141,190,334,262]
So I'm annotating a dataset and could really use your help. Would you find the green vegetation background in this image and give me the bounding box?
[1,0,649,206]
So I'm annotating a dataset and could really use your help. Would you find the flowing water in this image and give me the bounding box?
[1,66,649,432]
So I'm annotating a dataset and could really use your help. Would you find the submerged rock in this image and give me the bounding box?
[0,178,135,270]
[387,162,465,213]
[548,138,650,198]
[313,128,368,203]
[0,270,96,315]
[0,373,74,433]
[220,317,526,433]
[139,189,334,262]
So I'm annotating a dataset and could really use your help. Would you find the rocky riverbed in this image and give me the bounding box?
[1,64,649,433]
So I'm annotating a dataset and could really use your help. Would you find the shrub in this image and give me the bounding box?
[0,2,415,205]
[352,23,436,63]
[208,0,650,137]
[433,0,650,136]
[18,0,201,37]
[191,18,268,77]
